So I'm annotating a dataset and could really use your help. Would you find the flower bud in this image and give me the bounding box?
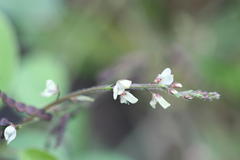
[184,95,193,100]
[4,125,17,144]
[169,88,178,95]
[171,82,183,88]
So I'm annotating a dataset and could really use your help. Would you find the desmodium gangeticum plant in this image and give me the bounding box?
[0,68,220,146]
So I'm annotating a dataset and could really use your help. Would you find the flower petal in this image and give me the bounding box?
[155,68,174,85]
[46,80,58,91]
[113,79,132,100]
[120,96,128,104]
[149,98,157,109]
[4,125,17,144]
[120,91,138,104]
[160,74,174,85]
[156,96,171,109]
[113,85,119,100]
[160,68,171,77]
[41,90,54,97]
[41,80,58,97]
[117,80,132,89]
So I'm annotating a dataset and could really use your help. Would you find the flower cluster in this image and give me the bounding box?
[0,69,220,145]
[112,68,183,109]
[113,80,138,104]
[0,80,60,144]
[177,90,220,100]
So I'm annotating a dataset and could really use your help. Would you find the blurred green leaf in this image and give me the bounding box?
[64,110,89,159]
[200,7,240,97]
[38,14,130,78]
[11,124,70,160]
[11,128,47,149]
[13,53,69,108]
[21,149,57,160]
[0,11,19,91]
[0,0,64,45]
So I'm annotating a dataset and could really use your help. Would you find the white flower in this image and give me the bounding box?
[112,80,138,105]
[41,80,59,97]
[113,79,132,100]
[154,68,174,85]
[150,93,171,109]
[120,91,138,105]
[4,125,17,144]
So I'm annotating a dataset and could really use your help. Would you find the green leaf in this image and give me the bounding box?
[21,149,57,160]
[10,128,47,149]
[0,11,19,91]
[0,0,64,45]
[13,52,69,108]
[64,110,89,158]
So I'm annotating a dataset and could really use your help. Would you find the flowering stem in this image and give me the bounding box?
[16,83,219,128]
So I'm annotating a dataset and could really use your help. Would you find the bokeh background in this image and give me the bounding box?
[0,0,240,160]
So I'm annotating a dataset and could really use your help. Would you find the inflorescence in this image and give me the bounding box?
[0,68,220,145]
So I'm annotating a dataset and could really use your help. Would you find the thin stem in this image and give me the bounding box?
[16,83,163,127]
[16,83,219,128]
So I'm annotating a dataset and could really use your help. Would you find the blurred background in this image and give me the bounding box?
[0,0,240,159]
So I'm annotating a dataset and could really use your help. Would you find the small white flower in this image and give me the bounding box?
[113,79,132,100]
[150,93,171,109]
[4,125,17,144]
[154,68,174,85]
[120,91,138,105]
[41,80,59,97]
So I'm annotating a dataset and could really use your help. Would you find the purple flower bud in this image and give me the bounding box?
[0,118,12,126]
[5,98,16,108]
[25,106,38,115]
[184,95,193,100]
[15,103,26,112]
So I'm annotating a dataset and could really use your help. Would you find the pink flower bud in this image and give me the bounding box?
[172,82,183,88]
[169,88,178,95]
[184,95,193,100]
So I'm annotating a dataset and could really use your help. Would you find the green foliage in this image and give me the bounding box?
[21,149,57,160]
[0,11,19,91]
[13,53,69,108]
[64,110,89,158]
[10,128,47,149]
[200,7,240,96]
[38,13,130,78]
[0,0,64,45]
